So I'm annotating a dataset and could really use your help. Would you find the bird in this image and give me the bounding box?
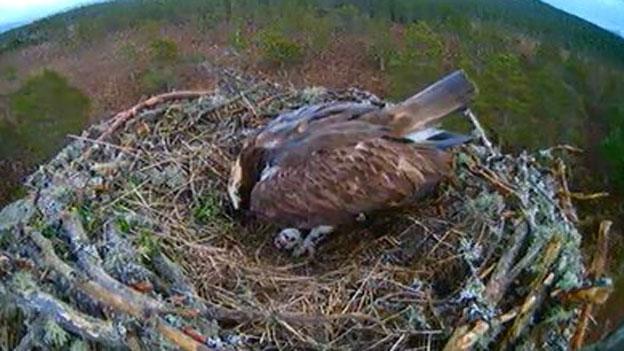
[228,70,477,256]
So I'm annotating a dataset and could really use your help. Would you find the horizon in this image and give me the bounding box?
[0,0,623,38]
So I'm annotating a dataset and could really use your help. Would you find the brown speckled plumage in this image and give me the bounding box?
[229,70,476,230]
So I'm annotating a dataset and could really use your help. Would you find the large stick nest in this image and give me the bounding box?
[0,69,607,350]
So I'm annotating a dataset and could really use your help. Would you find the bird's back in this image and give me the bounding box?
[230,70,476,228]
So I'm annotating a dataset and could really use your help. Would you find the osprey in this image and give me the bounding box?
[228,70,477,256]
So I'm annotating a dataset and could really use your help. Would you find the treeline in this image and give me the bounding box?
[0,0,623,190]
[2,0,624,64]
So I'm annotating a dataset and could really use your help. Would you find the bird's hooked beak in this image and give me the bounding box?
[228,156,243,210]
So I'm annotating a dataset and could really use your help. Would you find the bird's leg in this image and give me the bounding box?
[292,225,334,257]
[274,228,302,251]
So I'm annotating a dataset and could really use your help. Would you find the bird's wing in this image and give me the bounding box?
[249,137,451,229]
[254,101,379,149]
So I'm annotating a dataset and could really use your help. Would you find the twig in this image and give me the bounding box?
[499,236,562,349]
[151,251,198,297]
[97,90,214,143]
[464,108,495,154]
[572,221,613,350]
[556,160,579,222]
[27,226,210,351]
[484,219,529,304]
[568,192,609,201]
[61,211,164,315]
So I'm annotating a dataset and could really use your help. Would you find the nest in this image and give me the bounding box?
[0,70,611,350]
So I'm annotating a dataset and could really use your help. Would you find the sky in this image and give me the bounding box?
[542,0,624,36]
[0,0,623,36]
[0,0,104,27]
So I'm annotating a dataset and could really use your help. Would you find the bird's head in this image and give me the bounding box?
[228,142,266,211]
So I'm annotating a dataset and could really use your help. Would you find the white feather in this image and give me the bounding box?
[404,127,444,142]
[260,165,280,181]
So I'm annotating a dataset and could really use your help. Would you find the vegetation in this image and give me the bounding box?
[139,38,180,94]
[148,38,179,63]
[1,1,621,188]
[256,29,303,66]
[3,69,89,162]
[0,0,621,194]
[0,65,17,81]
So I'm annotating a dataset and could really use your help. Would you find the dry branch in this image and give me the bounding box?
[98,90,215,143]
[27,226,210,350]
[572,220,613,350]
[13,289,125,347]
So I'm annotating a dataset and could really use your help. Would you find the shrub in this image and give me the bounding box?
[256,30,303,67]
[387,21,445,99]
[1,66,18,81]
[602,105,624,190]
[7,69,90,162]
[193,11,219,33]
[603,127,624,188]
[228,22,250,52]
[365,19,397,71]
[331,4,366,34]
[140,66,176,94]
[118,42,139,62]
[149,38,179,64]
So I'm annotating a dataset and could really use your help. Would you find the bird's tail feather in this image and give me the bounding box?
[405,128,472,150]
[364,70,477,137]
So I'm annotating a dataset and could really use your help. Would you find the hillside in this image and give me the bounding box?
[1,0,624,341]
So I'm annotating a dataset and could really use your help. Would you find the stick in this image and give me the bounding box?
[97,90,214,143]
[499,236,562,349]
[28,227,210,351]
[12,289,125,347]
[572,221,613,350]
[484,219,529,305]
[61,211,164,315]
[464,108,495,154]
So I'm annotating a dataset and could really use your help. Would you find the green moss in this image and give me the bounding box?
[137,229,159,259]
[193,193,221,224]
[77,203,100,234]
[116,217,132,234]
